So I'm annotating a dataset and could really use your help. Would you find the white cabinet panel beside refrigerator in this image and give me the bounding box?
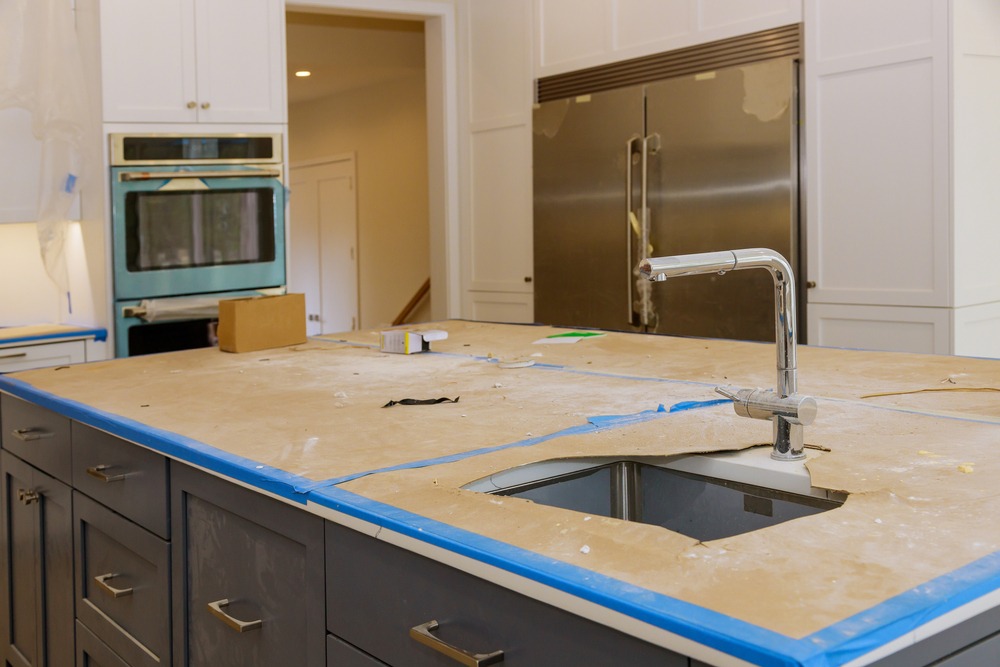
[533,57,801,343]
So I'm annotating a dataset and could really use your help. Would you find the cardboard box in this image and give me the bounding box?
[217,294,306,353]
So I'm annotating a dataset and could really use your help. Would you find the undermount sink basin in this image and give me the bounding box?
[463,447,846,541]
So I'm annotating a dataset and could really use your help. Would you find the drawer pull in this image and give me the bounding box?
[86,465,127,483]
[0,352,28,360]
[17,489,39,505]
[11,427,54,442]
[409,620,504,666]
[94,573,134,599]
[207,599,262,633]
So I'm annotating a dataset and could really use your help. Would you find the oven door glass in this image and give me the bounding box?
[112,167,285,299]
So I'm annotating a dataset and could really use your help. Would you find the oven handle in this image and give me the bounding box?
[119,169,281,182]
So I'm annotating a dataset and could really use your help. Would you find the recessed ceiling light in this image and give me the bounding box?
[295,70,312,78]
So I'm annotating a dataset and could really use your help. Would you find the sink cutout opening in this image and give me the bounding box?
[482,460,846,541]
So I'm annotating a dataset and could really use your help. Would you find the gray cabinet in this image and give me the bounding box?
[171,462,325,667]
[0,450,74,667]
[325,521,687,667]
[76,621,131,667]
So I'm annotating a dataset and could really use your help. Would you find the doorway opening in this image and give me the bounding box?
[285,2,459,331]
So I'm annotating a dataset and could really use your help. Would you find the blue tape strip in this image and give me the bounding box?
[0,327,108,345]
[310,484,813,666]
[0,376,313,502]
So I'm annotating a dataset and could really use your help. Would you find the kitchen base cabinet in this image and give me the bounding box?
[325,521,687,667]
[327,635,389,667]
[171,463,325,667]
[0,451,74,667]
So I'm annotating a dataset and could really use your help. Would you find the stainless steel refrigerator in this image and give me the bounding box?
[533,57,800,342]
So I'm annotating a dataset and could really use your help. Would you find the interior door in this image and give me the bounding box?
[645,58,798,342]
[288,156,359,336]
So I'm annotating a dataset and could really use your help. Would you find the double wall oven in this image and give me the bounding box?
[110,133,286,357]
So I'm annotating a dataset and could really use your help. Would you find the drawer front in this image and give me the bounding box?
[326,522,687,667]
[76,620,132,667]
[74,492,170,667]
[72,422,169,539]
[1,393,72,484]
[0,340,86,373]
[328,634,390,667]
[172,463,325,667]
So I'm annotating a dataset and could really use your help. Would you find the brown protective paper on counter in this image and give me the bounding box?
[9,321,1000,640]
[0,323,98,342]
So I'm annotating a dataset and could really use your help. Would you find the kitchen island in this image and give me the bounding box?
[2,321,999,666]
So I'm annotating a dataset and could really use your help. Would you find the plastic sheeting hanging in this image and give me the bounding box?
[0,0,91,304]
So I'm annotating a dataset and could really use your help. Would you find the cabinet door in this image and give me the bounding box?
[193,0,286,123]
[98,0,199,123]
[171,463,324,667]
[0,451,74,667]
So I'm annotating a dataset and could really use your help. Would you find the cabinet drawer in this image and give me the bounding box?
[328,634,389,667]
[0,339,86,373]
[172,462,325,667]
[326,522,686,667]
[1,393,72,484]
[76,620,132,667]
[73,422,169,539]
[74,492,170,667]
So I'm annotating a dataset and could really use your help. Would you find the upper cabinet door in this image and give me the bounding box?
[99,0,198,123]
[193,0,287,123]
[99,0,286,124]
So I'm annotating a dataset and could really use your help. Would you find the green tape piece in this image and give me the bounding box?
[546,331,605,338]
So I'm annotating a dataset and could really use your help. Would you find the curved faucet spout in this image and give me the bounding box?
[638,248,808,461]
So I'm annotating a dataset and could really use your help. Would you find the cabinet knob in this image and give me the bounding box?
[187,101,197,109]
[806,280,817,289]
[17,489,39,505]
[201,102,211,110]
[524,276,532,283]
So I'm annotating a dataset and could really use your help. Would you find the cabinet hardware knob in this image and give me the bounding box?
[10,428,53,442]
[201,102,211,110]
[410,620,504,666]
[524,276,532,283]
[17,489,39,505]
[94,573,134,599]
[86,465,127,483]
[806,280,817,289]
[187,101,197,109]
[207,599,262,632]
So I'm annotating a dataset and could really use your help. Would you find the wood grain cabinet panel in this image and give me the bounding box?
[171,463,324,667]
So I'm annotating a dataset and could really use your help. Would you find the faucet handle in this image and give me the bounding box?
[714,386,817,426]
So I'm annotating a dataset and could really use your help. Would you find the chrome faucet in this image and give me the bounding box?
[637,248,816,461]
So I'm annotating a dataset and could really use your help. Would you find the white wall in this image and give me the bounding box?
[289,73,430,329]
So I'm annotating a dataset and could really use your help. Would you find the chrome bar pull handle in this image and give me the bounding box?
[409,620,504,666]
[94,573,134,599]
[11,427,54,442]
[86,465,127,483]
[207,599,262,633]
[626,135,642,325]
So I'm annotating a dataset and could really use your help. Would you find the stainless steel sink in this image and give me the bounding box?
[463,448,846,541]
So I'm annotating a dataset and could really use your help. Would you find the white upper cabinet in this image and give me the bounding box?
[98,0,286,124]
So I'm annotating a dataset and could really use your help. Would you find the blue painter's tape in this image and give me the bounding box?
[670,398,731,412]
[64,173,77,194]
[0,327,108,346]
[309,484,813,666]
[0,376,313,502]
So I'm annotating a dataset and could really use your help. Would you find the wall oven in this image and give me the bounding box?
[110,133,286,357]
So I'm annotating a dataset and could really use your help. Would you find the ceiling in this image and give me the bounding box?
[285,12,426,106]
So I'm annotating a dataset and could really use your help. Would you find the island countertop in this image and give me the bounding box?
[2,321,999,666]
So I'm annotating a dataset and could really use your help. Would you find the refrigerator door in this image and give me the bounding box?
[645,58,798,342]
[533,87,644,332]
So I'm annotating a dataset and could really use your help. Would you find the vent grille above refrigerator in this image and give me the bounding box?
[536,23,801,103]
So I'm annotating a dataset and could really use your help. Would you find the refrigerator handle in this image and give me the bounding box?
[626,135,642,325]
[636,133,660,327]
